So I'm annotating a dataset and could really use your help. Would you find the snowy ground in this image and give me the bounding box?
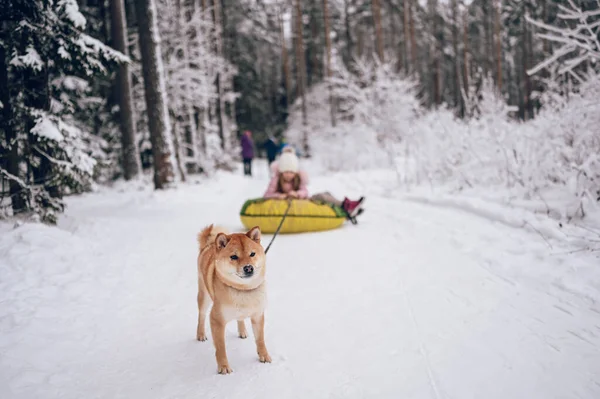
[1,160,599,399]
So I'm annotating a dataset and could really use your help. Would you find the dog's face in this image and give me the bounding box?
[214,227,266,290]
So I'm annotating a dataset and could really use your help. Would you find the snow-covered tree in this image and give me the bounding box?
[1,0,128,223]
[155,0,238,175]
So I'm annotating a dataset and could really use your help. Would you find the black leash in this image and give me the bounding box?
[264,199,293,254]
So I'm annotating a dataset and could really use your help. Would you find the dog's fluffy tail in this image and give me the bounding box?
[198,224,229,252]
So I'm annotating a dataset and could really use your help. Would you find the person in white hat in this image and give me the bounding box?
[263,146,365,221]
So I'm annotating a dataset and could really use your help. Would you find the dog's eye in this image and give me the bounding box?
[230,255,238,260]
[250,252,256,257]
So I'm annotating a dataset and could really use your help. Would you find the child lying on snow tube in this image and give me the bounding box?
[263,146,365,223]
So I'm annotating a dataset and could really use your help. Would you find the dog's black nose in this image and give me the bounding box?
[243,265,254,275]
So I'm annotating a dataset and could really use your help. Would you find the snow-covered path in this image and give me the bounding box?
[1,164,599,399]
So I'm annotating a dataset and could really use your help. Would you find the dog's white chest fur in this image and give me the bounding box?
[219,284,267,322]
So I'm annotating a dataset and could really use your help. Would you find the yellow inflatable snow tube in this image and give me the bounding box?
[240,198,346,234]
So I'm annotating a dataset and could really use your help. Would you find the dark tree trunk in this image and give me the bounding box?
[372,0,385,62]
[135,0,176,188]
[323,0,336,127]
[110,0,142,180]
[294,0,309,155]
[0,38,28,213]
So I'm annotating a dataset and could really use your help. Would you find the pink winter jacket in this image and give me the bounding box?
[263,161,309,199]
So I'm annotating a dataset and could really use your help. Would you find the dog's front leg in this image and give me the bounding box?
[196,284,209,341]
[210,309,232,374]
[251,313,272,363]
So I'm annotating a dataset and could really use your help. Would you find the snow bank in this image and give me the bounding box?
[285,61,599,230]
[2,163,599,399]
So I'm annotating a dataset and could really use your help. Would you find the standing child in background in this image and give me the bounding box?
[263,136,279,174]
[263,147,365,223]
[240,130,254,176]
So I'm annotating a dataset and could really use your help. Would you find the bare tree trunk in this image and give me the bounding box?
[175,0,197,174]
[409,0,418,74]
[294,0,309,155]
[541,0,550,55]
[522,5,532,119]
[357,27,364,59]
[309,0,320,86]
[278,5,292,110]
[171,118,187,181]
[390,4,402,72]
[211,0,227,150]
[451,0,463,113]
[404,0,412,72]
[344,0,353,67]
[323,0,336,127]
[0,41,27,212]
[135,0,177,188]
[428,0,441,106]
[494,0,503,90]
[110,0,141,180]
[462,2,470,95]
[372,0,385,62]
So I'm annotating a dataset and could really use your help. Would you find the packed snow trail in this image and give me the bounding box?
[1,163,599,399]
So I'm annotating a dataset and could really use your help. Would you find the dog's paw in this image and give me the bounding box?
[238,331,248,339]
[258,352,272,363]
[196,333,208,342]
[218,364,233,374]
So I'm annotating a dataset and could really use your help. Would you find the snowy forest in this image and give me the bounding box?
[1,0,599,223]
[3,1,600,396]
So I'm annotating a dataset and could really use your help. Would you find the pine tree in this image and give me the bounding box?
[0,0,129,222]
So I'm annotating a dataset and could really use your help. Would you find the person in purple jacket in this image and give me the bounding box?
[240,130,255,176]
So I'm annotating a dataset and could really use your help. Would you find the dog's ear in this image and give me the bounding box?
[246,226,261,243]
[215,233,230,250]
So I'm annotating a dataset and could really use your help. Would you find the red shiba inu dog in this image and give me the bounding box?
[196,224,271,374]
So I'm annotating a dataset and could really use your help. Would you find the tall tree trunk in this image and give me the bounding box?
[483,0,493,77]
[171,117,187,181]
[323,0,336,127]
[135,0,176,189]
[0,40,28,213]
[404,0,412,72]
[541,0,550,55]
[344,0,353,67]
[390,4,402,72]
[408,0,418,74]
[451,0,462,113]
[357,27,364,59]
[173,0,195,176]
[211,0,227,150]
[309,0,320,86]
[522,5,532,120]
[494,0,503,90]
[99,0,111,45]
[109,0,142,180]
[372,0,385,62]
[279,6,292,111]
[294,0,309,155]
[179,0,200,169]
[462,2,470,96]
[429,0,441,106]
[196,0,209,157]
